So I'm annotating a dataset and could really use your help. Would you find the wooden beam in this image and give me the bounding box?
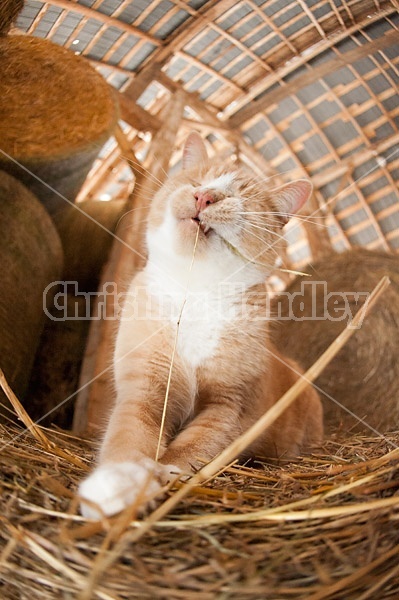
[155,70,225,128]
[123,62,161,105]
[76,147,121,202]
[301,217,334,261]
[236,138,278,178]
[118,92,161,133]
[87,58,163,134]
[229,29,399,128]
[87,56,133,76]
[113,124,143,180]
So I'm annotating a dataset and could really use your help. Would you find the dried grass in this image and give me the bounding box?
[0,416,398,599]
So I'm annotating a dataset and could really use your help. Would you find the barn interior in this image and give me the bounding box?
[0,0,399,598]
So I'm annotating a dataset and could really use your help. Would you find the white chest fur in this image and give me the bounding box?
[145,261,242,369]
[176,290,234,369]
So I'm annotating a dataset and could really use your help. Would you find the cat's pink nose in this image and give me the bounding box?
[194,189,215,212]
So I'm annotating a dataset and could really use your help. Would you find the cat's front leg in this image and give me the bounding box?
[79,343,193,519]
[160,395,243,473]
[78,392,184,519]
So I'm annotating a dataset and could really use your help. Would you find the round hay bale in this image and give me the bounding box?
[0,170,63,418]
[271,249,399,433]
[56,199,127,292]
[0,36,118,219]
[0,0,24,35]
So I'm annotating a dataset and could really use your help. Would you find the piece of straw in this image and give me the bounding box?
[155,223,201,461]
[0,368,89,471]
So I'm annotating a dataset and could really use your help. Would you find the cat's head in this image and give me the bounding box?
[147,132,312,271]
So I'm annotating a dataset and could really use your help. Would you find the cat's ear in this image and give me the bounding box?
[273,179,313,225]
[183,132,208,170]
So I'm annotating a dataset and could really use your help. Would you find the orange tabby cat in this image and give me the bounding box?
[79,133,323,518]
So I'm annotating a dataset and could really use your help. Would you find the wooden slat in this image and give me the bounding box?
[118,93,162,133]
[296,0,327,39]
[26,3,48,34]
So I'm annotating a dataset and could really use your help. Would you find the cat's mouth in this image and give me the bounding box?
[191,216,211,235]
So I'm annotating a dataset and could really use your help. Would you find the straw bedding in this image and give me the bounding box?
[0,417,398,599]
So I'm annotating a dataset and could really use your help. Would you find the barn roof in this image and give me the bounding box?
[13,0,399,268]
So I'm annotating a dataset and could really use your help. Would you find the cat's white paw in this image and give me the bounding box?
[79,459,170,519]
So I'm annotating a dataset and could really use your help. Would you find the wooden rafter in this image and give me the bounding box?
[119,0,240,104]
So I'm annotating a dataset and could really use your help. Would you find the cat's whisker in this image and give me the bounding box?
[294,219,331,230]
[237,214,286,227]
[264,214,328,225]
[237,212,331,229]
[252,228,285,246]
[130,178,163,190]
[238,211,326,220]
[126,162,164,181]
[121,156,160,179]
[240,218,287,244]
[151,152,172,182]
[239,170,298,187]
[116,205,155,229]
[117,218,150,233]
[121,156,165,189]
[131,175,164,191]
